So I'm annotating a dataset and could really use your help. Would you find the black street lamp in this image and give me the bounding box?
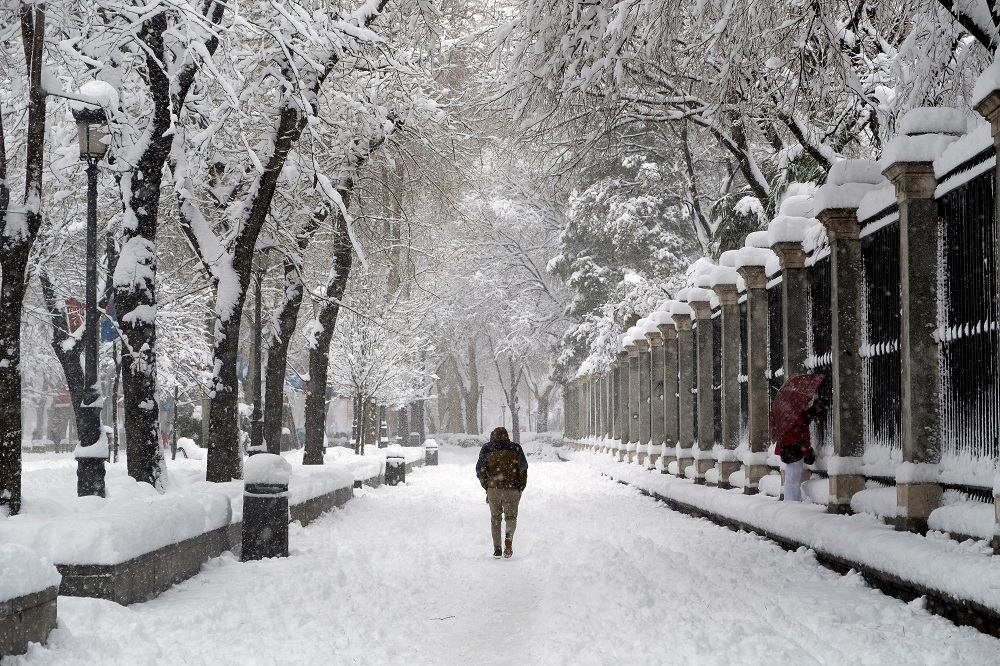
[71,97,108,497]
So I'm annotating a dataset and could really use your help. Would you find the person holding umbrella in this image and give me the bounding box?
[770,373,825,502]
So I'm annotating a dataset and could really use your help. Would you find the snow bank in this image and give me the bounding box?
[7,451,358,565]
[0,543,60,601]
[972,60,1000,109]
[579,453,1000,615]
[0,490,228,565]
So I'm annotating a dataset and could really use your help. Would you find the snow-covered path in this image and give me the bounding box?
[8,446,999,665]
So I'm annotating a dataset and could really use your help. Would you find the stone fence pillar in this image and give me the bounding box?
[672,302,695,477]
[736,258,771,493]
[617,345,630,461]
[882,113,963,533]
[814,161,883,513]
[689,290,716,484]
[626,335,641,463]
[635,321,653,466]
[647,323,665,469]
[711,261,743,489]
[655,310,679,474]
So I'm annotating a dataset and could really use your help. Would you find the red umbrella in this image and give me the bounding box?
[769,373,826,444]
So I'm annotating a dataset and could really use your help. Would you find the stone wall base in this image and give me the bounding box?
[892,482,943,535]
[660,455,677,475]
[0,586,57,658]
[743,464,769,494]
[57,479,365,606]
[677,457,694,478]
[827,474,865,514]
[717,461,740,489]
[694,459,714,485]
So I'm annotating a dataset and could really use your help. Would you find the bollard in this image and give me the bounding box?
[386,454,406,486]
[424,438,439,466]
[242,454,292,561]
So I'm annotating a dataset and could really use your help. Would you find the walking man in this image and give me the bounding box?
[476,427,528,559]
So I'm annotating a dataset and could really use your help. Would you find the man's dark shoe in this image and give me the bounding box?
[493,548,502,559]
[503,535,512,558]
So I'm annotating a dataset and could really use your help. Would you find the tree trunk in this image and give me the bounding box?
[462,339,480,434]
[39,272,88,448]
[114,11,175,488]
[409,399,425,444]
[0,256,28,516]
[536,388,551,433]
[303,205,354,464]
[206,308,245,480]
[0,4,48,516]
[442,357,464,433]
[262,258,304,455]
[263,207,326,454]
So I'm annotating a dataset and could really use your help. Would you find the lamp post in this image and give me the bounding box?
[501,404,506,429]
[71,94,108,498]
[478,384,484,434]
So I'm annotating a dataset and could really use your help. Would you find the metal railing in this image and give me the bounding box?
[936,146,1000,483]
[806,252,833,459]
[860,202,902,473]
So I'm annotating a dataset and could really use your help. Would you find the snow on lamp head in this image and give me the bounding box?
[70,81,116,160]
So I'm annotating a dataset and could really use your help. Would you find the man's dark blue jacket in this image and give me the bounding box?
[476,439,528,491]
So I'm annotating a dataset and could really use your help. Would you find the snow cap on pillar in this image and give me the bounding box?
[768,185,818,246]
[972,61,1000,109]
[651,309,676,327]
[637,317,660,340]
[879,107,967,172]
[711,252,745,291]
[733,233,776,270]
[670,299,692,317]
[814,159,890,214]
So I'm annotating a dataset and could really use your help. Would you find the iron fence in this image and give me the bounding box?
[767,275,784,407]
[806,252,833,458]
[936,146,999,484]
[860,203,902,473]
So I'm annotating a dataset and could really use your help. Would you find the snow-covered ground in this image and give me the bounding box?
[5,444,998,665]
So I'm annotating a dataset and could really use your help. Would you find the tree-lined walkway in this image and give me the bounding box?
[8,447,997,665]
